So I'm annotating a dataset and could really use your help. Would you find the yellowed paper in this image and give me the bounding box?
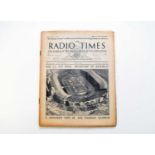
[39,31,116,127]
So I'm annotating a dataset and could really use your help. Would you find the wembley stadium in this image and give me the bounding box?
[47,69,108,112]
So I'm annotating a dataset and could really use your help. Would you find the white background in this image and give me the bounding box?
[0,0,155,154]
[0,22,155,133]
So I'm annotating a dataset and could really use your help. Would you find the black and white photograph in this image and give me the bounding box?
[46,69,109,116]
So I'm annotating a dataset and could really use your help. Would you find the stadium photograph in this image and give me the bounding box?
[46,69,109,116]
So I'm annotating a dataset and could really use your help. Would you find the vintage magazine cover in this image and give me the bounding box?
[39,31,116,127]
